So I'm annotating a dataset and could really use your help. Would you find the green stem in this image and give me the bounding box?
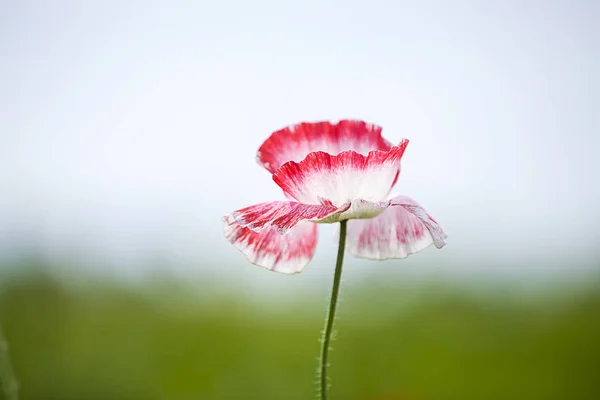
[318,220,347,400]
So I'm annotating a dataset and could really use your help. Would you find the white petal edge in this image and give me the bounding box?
[345,195,447,260]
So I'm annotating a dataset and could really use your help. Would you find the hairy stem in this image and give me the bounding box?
[318,219,347,400]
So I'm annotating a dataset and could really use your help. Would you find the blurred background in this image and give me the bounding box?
[1,1,599,399]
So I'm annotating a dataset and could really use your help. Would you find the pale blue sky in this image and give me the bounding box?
[1,1,598,283]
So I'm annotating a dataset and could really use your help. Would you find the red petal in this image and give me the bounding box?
[257,120,394,174]
[272,141,409,206]
[346,195,447,260]
[228,200,349,234]
[224,217,318,274]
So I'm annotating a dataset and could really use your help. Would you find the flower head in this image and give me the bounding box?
[223,120,447,273]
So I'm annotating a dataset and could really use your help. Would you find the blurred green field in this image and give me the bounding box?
[1,263,599,400]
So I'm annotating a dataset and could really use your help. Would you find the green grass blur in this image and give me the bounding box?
[1,262,599,400]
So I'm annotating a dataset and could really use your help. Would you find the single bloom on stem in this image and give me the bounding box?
[223,119,447,273]
[223,119,447,400]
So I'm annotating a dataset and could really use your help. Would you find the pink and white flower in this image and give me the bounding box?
[223,120,446,273]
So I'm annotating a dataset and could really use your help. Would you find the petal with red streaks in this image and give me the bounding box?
[257,120,394,174]
[228,200,350,234]
[224,217,318,274]
[346,195,447,260]
[273,141,409,207]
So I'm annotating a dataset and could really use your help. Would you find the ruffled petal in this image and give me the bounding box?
[227,200,350,234]
[224,217,318,274]
[257,120,394,174]
[346,195,447,260]
[272,141,409,206]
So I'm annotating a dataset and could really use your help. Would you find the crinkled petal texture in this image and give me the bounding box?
[273,140,408,211]
[224,120,446,272]
[228,200,350,234]
[257,120,393,174]
[223,216,318,274]
[346,195,447,260]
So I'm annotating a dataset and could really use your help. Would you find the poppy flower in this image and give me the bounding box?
[223,120,446,273]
